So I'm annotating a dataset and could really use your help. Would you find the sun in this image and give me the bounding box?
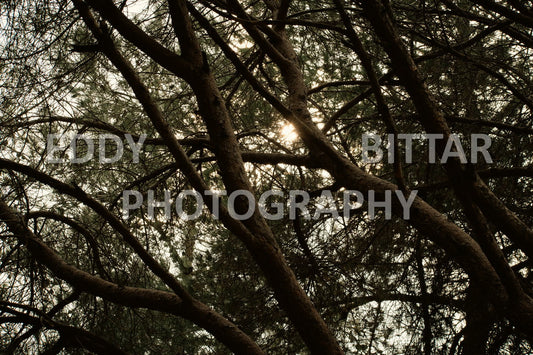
[280,123,299,142]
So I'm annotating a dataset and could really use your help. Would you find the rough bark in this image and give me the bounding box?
[0,198,265,355]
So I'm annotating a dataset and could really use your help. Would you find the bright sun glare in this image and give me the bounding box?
[280,123,298,142]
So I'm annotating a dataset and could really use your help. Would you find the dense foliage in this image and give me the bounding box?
[1,0,532,353]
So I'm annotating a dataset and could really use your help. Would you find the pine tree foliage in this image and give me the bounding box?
[0,0,532,353]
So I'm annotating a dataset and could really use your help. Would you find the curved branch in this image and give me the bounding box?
[0,198,265,355]
[0,156,191,301]
[26,211,108,278]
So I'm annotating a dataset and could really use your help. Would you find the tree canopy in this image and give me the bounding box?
[1,0,533,353]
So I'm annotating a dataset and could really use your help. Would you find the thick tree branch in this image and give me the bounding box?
[0,198,265,355]
[81,0,195,80]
